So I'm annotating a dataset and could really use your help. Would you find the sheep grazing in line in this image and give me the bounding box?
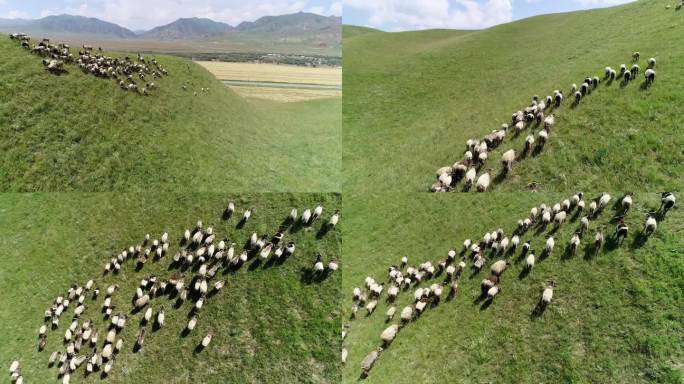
[620,64,627,75]
[580,82,589,96]
[156,308,165,328]
[570,233,581,254]
[501,150,515,175]
[386,306,396,321]
[381,324,399,346]
[623,70,632,83]
[400,305,413,323]
[621,193,633,213]
[329,210,340,228]
[486,285,501,301]
[544,236,555,256]
[476,169,491,192]
[632,52,640,62]
[594,228,605,255]
[361,347,383,376]
[580,216,589,234]
[543,114,555,132]
[648,57,656,68]
[616,220,629,245]
[643,214,657,236]
[201,333,212,348]
[659,192,676,215]
[644,69,656,85]
[554,91,563,107]
[525,252,535,270]
[598,193,611,210]
[609,69,616,80]
[553,211,567,229]
[605,66,613,78]
[490,260,508,276]
[540,281,555,307]
[630,64,640,77]
[588,201,597,218]
[301,209,312,224]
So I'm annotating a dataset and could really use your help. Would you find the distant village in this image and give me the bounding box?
[190,52,341,67]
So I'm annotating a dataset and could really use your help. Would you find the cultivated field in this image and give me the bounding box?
[197,61,341,102]
[0,193,342,383]
[197,62,341,85]
[341,192,683,383]
[0,37,341,191]
[343,0,684,193]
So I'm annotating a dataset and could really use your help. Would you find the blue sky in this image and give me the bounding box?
[0,0,342,30]
[344,0,635,31]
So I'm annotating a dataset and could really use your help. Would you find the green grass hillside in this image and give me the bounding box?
[0,193,341,383]
[0,38,340,192]
[342,192,682,383]
[343,0,684,193]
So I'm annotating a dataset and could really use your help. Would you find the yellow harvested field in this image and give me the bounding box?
[230,86,341,102]
[196,61,341,86]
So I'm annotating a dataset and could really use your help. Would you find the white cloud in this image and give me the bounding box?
[344,0,513,31]
[306,1,342,15]
[28,0,338,30]
[5,10,30,19]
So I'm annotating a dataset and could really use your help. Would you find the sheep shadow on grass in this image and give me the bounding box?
[193,344,205,354]
[248,257,263,271]
[316,224,332,239]
[531,300,548,318]
[561,245,576,261]
[630,232,649,249]
[518,267,531,280]
[236,217,248,229]
[222,208,233,221]
[479,298,494,311]
[300,267,329,284]
[639,80,652,91]
[180,327,191,338]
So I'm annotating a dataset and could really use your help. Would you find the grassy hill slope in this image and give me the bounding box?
[0,38,340,192]
[343,0,684,193]
[0,193,341,383]
[341,192,683,383]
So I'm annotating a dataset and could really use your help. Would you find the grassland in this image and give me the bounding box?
[0,193,342,383]
[341,191,683,383]
[0,37,340,192]
[342,0,684,193]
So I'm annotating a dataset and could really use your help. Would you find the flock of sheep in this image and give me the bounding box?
[8,202,340,384]
[8,33,169,95]
[344,192,676,377]
[431,52,658,193]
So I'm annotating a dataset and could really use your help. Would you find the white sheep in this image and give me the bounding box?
[201,333,212,347]
[541,283,554,304]
[643,215,657,236]
[301,209,312,224]
[464,167,477,189]
[645,69,656,84]
[381,324,399,346]
[648,57,656,68]
[501,149,515,174]
[476,170,491,192]
[553,211,567,228]
[386,306,396,321]
[580,216,589,234]
[400,305,413,322]
[525,252,535,270]
[570,233,581,254]
[545,236,555,255]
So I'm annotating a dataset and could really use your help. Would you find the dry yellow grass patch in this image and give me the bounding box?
[230,86,341,102]
[196,61,341,86]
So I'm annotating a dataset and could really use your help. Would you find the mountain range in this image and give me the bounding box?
[0,12,341,41]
